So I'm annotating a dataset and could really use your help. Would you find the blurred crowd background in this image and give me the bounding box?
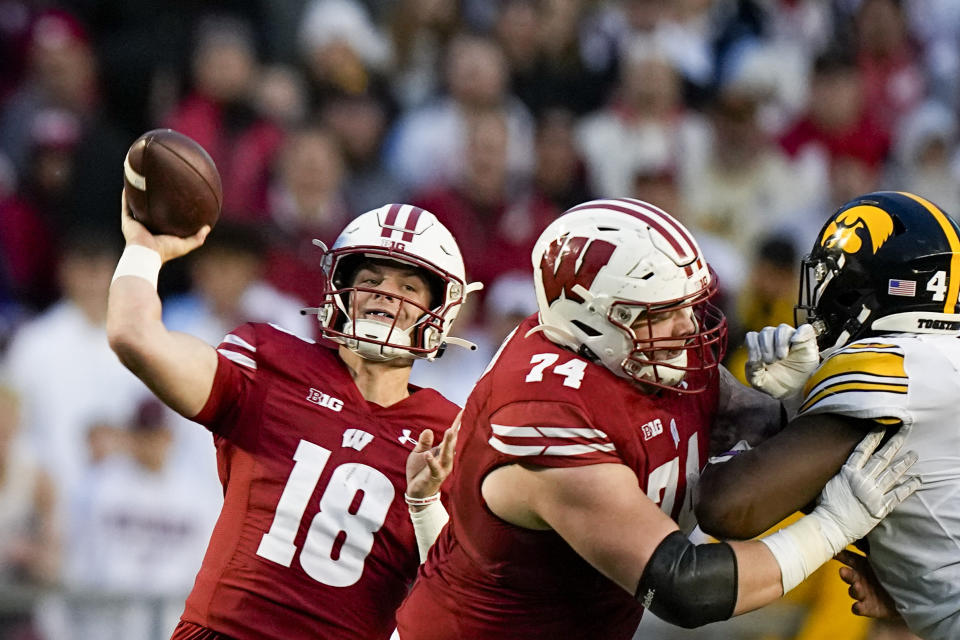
[0,0,953,638]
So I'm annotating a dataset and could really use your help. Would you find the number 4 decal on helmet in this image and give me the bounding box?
[927,271,947,302]
[525,353,587,388]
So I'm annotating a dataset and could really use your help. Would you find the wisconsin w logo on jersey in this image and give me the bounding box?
[342,428,374,451]
[821,204,894,255]
[539,234,616,304]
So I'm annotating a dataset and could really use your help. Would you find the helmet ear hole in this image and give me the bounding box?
[571,320,602,337]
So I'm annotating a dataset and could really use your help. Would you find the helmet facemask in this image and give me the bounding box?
[795,253,874,353]
[608,278,727,393]
[304,203,483,362]
[317,250,463,361]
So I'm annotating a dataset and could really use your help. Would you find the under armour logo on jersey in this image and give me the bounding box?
[306,388,343,412]
[398,429,419,447]
[641,418,664,441]
[342,428,374,451]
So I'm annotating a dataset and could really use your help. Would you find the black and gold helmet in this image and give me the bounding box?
[797,191,960,352]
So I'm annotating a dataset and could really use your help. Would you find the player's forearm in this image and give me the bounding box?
[696,414,865,539]
[107,276,165,368]
[728,540,784,613]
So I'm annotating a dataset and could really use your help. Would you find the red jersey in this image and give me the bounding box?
[396,315,719,639]
[183,323,459,640]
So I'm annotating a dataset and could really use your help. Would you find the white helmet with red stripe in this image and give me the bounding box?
[308,204,483,361]
[530,198,727,392]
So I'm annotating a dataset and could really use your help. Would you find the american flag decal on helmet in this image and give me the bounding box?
[380,204,427,242]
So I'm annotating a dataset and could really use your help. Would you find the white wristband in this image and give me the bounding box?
[112,245,162,289]
[404,492,441,507]
[759,512,841,594]
[409,500,449,564]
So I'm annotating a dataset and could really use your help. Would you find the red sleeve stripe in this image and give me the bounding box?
[488,423,616,457]
[217,348,258,370]
[222,333,256,352]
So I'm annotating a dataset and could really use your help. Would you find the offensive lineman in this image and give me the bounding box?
[107,196,480,640]
[394,198,918,639]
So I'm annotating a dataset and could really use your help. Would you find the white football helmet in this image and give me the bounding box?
[306,204,483,361]
[530,198,726,392]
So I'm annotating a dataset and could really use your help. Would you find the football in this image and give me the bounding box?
[123,129,222,237]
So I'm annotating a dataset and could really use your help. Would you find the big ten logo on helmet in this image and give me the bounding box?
[821,205,894,255]
[540,234,616,303]
[641,418,663,441]
[306,388,343,412]
[381,238,407,251]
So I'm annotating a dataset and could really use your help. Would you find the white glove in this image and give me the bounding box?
[745,323,820,399]
[761,424,920,592]
[811,424,919,550]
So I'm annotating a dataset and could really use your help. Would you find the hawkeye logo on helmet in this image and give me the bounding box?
[820,205,894,255]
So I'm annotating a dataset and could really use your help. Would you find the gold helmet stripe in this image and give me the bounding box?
[898,192,960,312]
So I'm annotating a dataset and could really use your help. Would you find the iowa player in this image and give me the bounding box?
[395,198,918,639]
[107,199,480,640]
[700,191,960,640]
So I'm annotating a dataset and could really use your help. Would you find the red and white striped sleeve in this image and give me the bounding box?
[192,323,259,433]
[486,400,620,468]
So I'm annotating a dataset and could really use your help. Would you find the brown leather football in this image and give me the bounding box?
[123,129,222,237]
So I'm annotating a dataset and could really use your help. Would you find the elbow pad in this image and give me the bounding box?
[635,531,738,628]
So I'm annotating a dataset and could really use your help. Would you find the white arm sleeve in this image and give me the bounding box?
[409,501,449,563]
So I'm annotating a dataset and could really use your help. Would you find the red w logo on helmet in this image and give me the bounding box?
[540,235,616,304]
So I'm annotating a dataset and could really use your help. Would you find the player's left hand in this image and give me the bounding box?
[405,412,459,502]
[745,323,820,399]
[836,549,902,620]
[812,425,920,555]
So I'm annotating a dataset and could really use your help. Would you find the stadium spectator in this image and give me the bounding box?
[887,99,960,214]
[297,0,391,112]
[321,90,406,214]
[51,399,218,640]
[413,108,557,296]
[576,38,705,201]
[1,231,149,519]
[0,384,58,639]
[264,125,354,306]
[165,14,284,222]
[386,33,534,192]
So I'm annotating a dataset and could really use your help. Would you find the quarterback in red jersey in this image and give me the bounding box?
[107,197,480,640]
[395,198,919,639]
